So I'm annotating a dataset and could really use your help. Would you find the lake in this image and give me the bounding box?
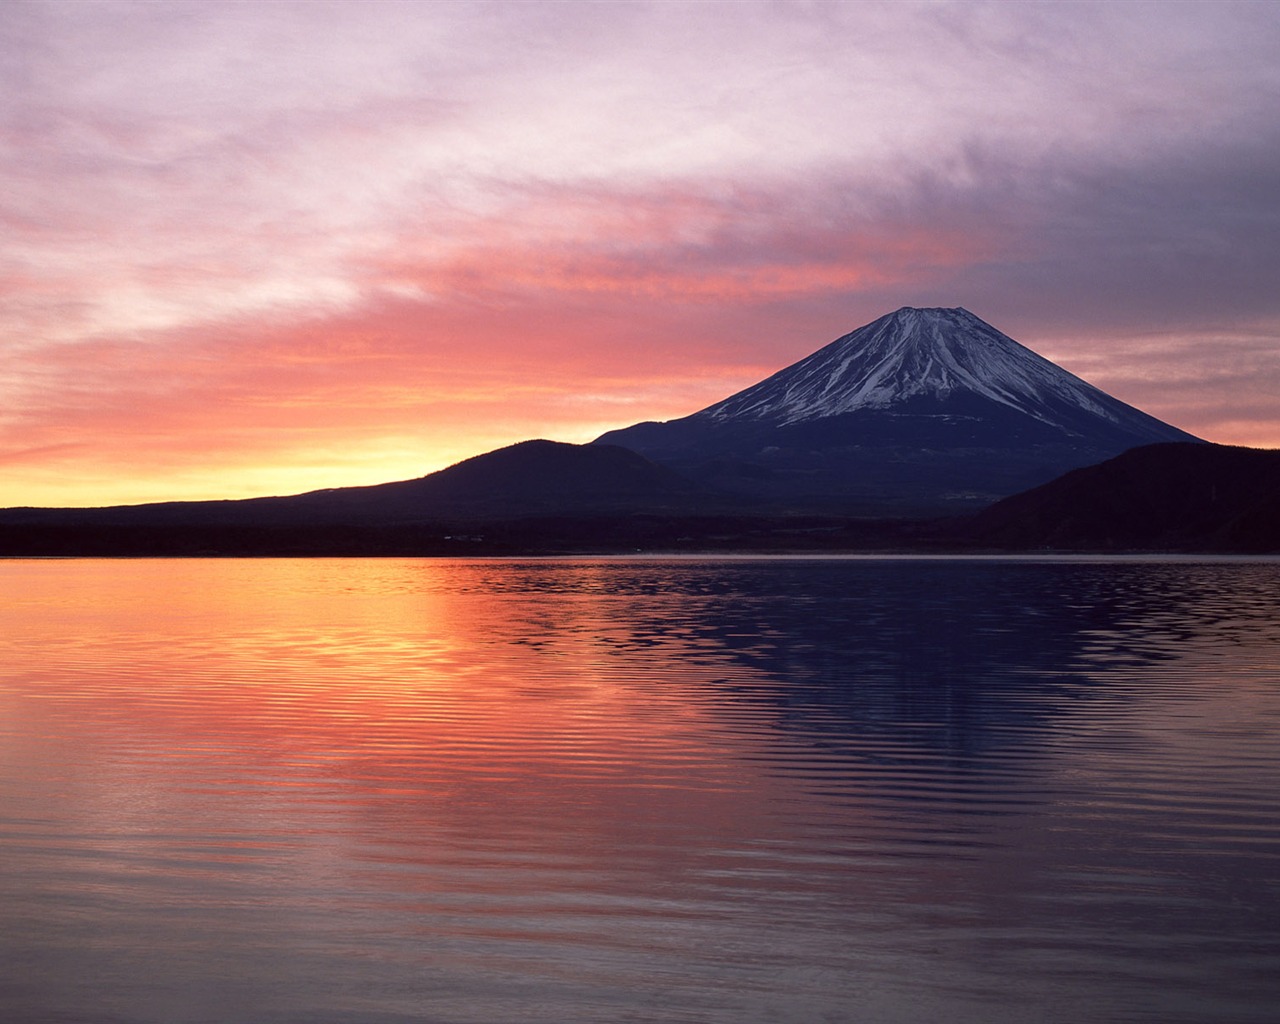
[1,556,1278,1023]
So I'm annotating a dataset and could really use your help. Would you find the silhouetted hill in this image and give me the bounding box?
[0,440,719,529]
[0,440,758,554]
[274,438,722,520]
[4,440,1278,556]
[965,443,1280,552]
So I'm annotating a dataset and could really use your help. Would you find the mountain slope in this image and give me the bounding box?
[596,307,1201,514]
[964,443,1280,552]
[0,440,720,528]
[279,438,717,520]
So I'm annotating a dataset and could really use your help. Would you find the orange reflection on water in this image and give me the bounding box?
[0,558,816,889]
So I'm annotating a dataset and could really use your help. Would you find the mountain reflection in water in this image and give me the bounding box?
[0,556,1277,1024]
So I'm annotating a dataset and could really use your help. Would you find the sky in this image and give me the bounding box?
[3,0,1280,507]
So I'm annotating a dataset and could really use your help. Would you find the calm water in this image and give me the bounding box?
[1,557,1278,1024]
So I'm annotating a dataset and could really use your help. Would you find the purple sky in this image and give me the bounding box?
[4,0,1279,505]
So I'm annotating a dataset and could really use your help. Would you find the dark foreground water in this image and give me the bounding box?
[1,556,1278,1024]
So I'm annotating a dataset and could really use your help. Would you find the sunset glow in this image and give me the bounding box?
[4,1,1279,507]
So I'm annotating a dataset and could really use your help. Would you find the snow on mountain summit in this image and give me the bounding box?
[701,306,1116,428]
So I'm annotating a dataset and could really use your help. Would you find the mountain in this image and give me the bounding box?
[0,440,714,528]
[596,307,1201,514]
[963,442,1280,552]
[5,438,1275,558]
[271,438,718,520]
[0,440,747,554]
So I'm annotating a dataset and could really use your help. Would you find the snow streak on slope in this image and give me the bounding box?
[701,307,1118,428]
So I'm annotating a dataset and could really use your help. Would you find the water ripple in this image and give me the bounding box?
[1,556,1278,1023]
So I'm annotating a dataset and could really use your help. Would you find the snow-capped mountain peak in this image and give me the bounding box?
[700,306,1115,428]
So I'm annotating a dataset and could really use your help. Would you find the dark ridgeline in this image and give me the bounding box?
[1,308,1276,555]
[0,440,745,556]
[0,440,710,526]
[965,442,1280,553]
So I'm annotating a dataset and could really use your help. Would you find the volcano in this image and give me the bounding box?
[595,307,1201,514]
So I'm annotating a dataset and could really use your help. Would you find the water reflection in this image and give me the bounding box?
[390,557,1280,761]
[0,557,1278,1024]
